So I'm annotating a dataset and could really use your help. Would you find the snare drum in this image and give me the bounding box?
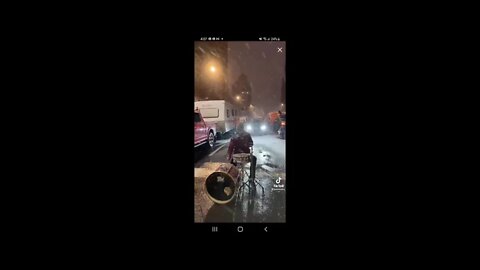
[232,153,250,164]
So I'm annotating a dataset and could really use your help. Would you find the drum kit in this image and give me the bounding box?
[204,163,239,204]
[204,149,265,205]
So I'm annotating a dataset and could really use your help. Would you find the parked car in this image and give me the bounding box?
[194,100,241,140]
[194,111,216,149]
[278,114,286,139]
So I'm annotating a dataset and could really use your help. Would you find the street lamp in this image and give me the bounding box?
[236,95,240,100]
[209,65,216,73]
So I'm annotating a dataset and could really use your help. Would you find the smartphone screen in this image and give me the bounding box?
[194,36,286,228]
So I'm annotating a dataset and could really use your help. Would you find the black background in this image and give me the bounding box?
[25,24,446,237]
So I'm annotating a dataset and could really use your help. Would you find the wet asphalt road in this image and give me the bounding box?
[194,133,286,223]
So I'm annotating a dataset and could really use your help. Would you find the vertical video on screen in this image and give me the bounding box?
[194,40,286,223]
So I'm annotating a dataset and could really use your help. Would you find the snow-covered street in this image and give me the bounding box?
[194,134,286,223]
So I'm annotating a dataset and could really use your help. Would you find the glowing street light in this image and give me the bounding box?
[236,95,240,100]
[209,65,216,73]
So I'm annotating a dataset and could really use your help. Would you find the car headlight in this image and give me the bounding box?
[246,125,252,131]
[261,125,266,131]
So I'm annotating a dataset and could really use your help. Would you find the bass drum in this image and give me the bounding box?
[204,163,240,204]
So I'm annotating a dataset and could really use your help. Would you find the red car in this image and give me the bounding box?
[194,111,216,148]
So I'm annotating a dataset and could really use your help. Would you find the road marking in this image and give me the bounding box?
[209,143,227,157]
[194,142,206,148]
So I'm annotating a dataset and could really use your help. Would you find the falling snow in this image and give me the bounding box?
[196,41,285,114]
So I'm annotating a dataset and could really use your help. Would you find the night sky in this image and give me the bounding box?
[227,41,286,113]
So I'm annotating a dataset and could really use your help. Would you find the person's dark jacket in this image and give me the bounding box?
[227,132,253,161]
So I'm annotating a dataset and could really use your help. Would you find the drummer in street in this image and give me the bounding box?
[227,122,257,180]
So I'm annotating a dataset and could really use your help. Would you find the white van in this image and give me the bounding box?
[194,100,240,139]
